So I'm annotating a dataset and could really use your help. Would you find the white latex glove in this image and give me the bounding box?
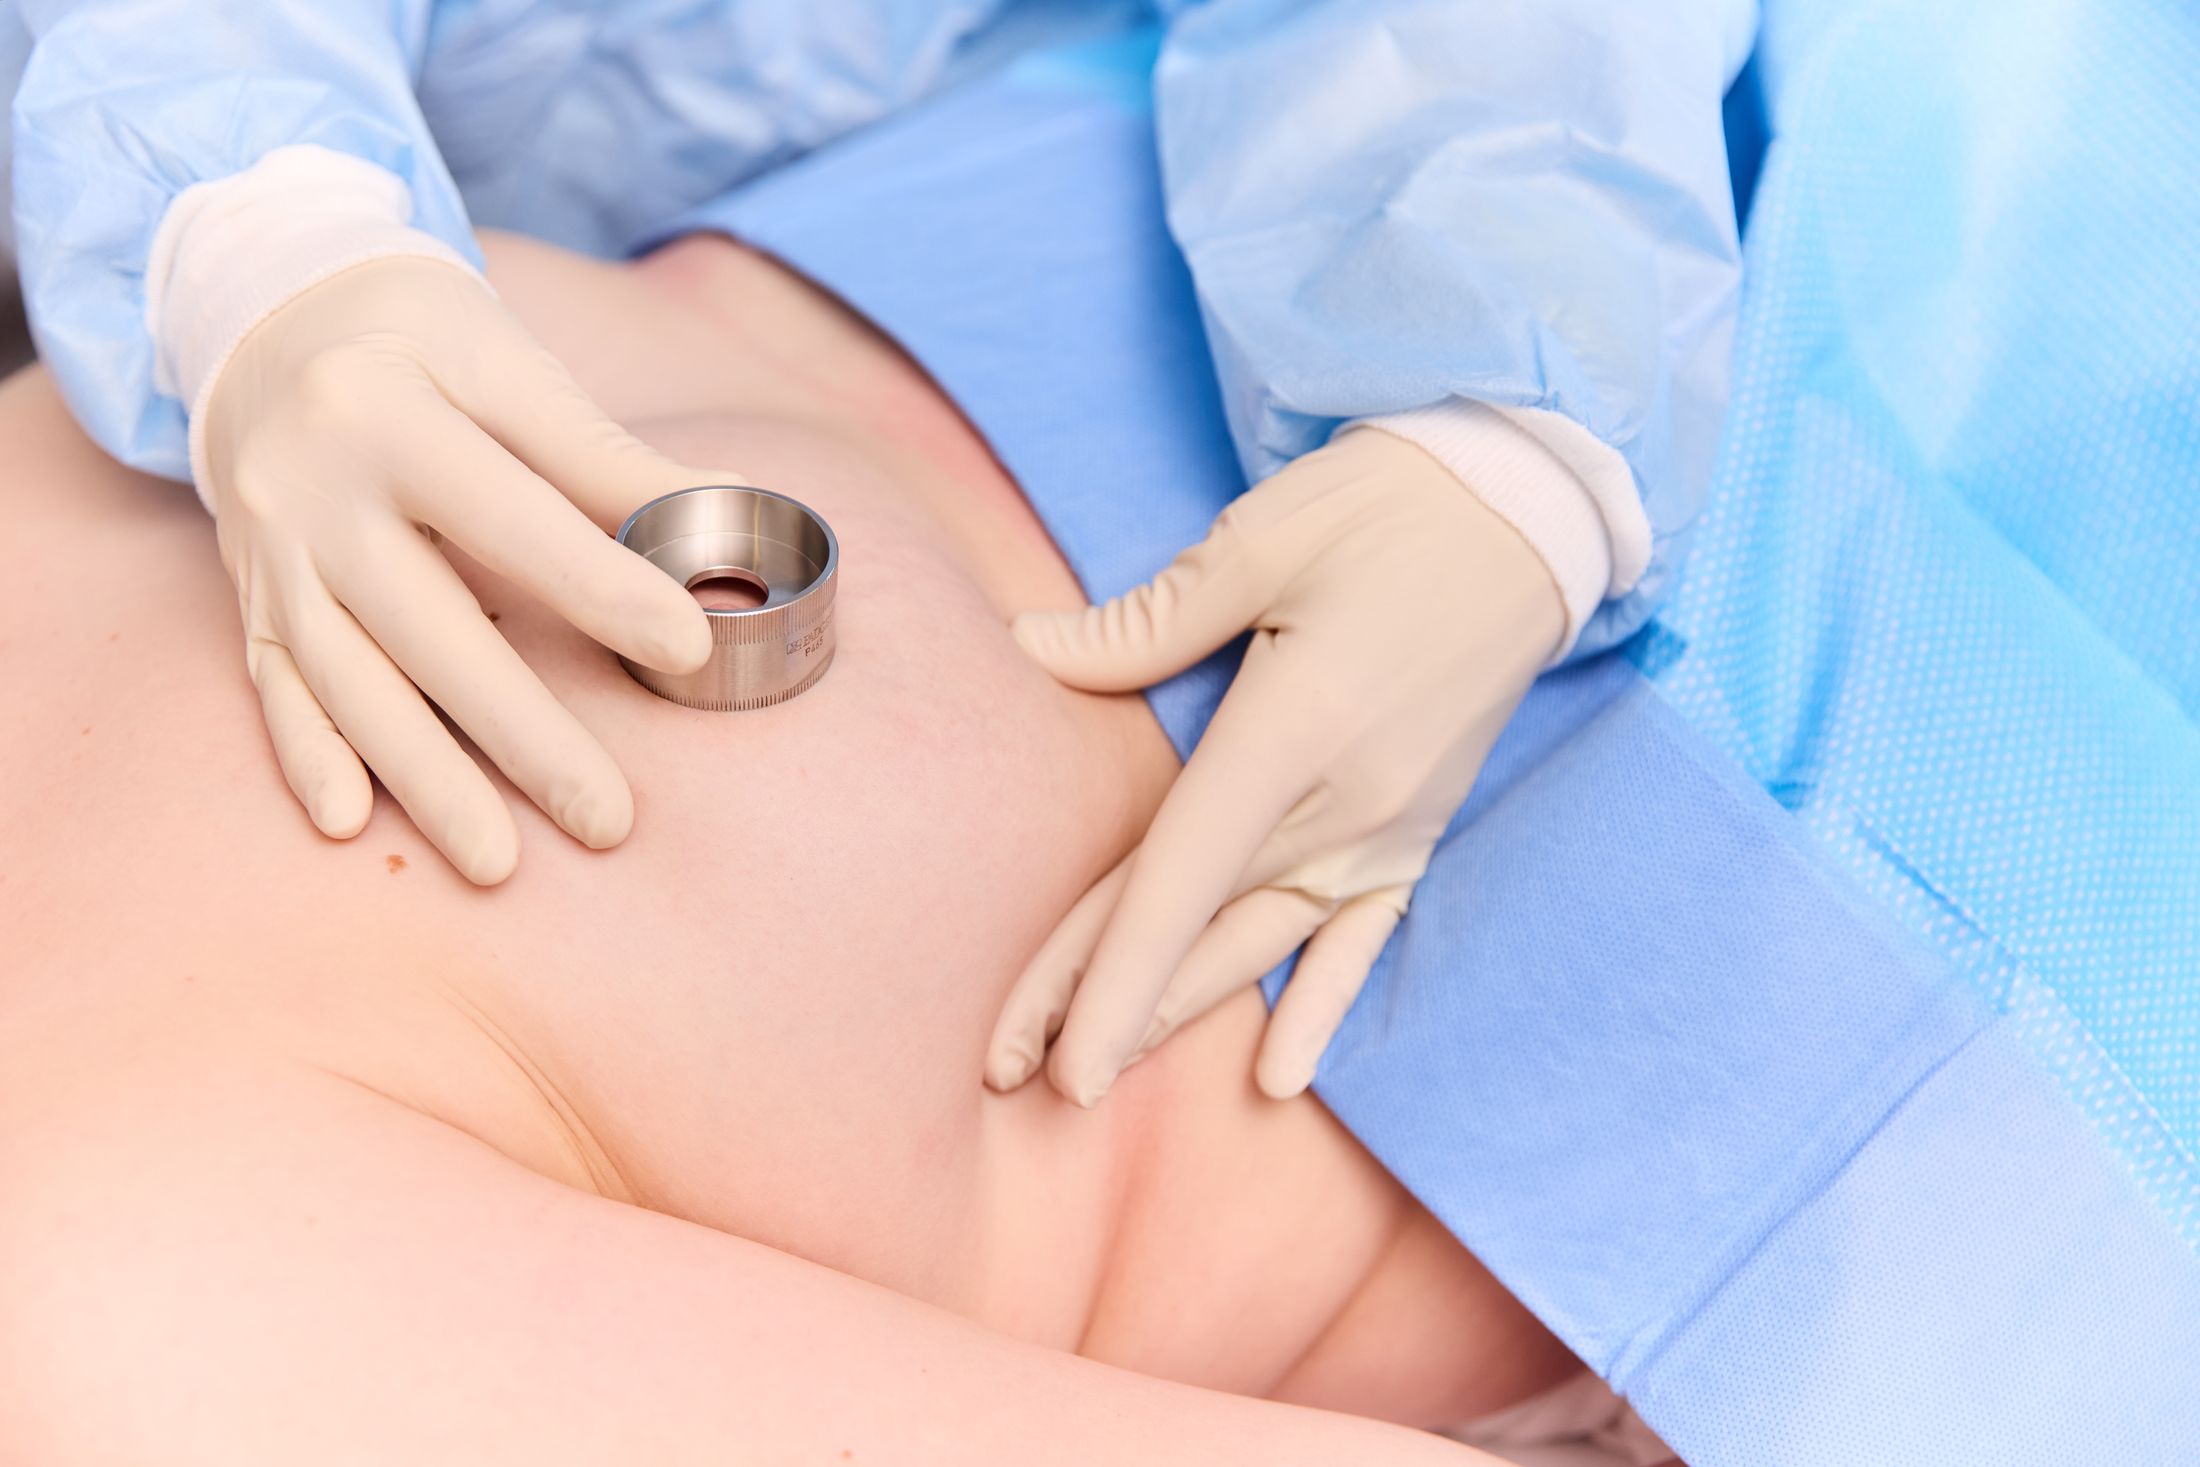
[199,256,724,883]
[985,427,1565,1104]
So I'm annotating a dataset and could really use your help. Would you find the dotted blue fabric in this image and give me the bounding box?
[1651,0,2200,1241]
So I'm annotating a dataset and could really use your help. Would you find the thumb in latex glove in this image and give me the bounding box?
[984,427,1565,1104]
[202,255,732,884]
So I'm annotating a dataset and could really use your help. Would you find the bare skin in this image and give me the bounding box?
[0,231,1579,1463]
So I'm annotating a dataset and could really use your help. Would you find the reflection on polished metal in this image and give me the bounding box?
[615,485,838,711]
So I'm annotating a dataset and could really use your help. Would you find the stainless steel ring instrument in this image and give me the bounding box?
[615,485,838,711]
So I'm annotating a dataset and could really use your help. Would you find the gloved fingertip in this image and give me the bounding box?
[1046,1048,1114,1110]
[561,780,635,851]
[1008,608,1075,663]
[1014,607,1136,693]
[983,1046,1037,1093]
[448,815,521,888]
[296,752,372,840]
[310,784,372,842]
[649,601,715,675]
[465,847,520,887]
[1254,1044,1317,1102]
[470,851,520,887]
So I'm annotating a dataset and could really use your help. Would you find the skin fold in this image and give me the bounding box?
[0,230,1578,1462]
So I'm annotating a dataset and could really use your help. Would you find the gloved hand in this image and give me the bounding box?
[199,255,724,884]
[984,427,1566,1104]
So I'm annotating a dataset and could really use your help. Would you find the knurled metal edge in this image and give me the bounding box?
[708,598,821,646]
[634,647,836,712]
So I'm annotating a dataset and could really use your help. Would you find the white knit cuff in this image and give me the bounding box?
[1496,403,1653,597]
[1353,398,1639,660]
[143,144,479,510]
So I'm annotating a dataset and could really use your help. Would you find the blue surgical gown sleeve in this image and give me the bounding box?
[7,0,476,482]
[1153,0,1756,655]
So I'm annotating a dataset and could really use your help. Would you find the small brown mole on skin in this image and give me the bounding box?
[486,610,502,623]
[80,726,91,736]
[386,854,408,875]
